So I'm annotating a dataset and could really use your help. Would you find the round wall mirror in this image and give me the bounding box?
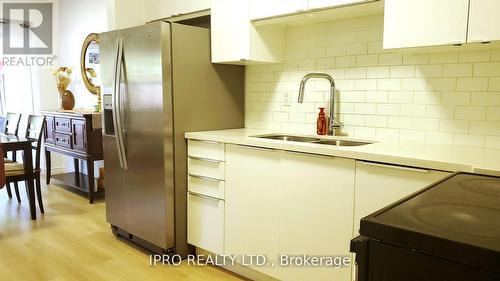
[80,33,101,110]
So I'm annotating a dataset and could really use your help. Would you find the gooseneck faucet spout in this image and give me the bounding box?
[298,73,343,136]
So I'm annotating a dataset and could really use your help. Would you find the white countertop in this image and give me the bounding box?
[185,128,500,176]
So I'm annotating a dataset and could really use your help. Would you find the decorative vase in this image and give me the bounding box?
[61,90,75,110]
[54,67,74,111]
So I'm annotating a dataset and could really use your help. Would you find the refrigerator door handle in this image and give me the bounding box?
[112,38,128,170]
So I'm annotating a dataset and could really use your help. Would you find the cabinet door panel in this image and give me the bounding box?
[72,119,86,152]
[148,0,175,21]
[225,144,280,277]
[250,0,307,20]
[467,0,500,43]
[174,0,210,15]
[354,161,450,234]
[226,145,356,280]
[383,0,469,49]
[278,152,355,281]
[211,0,285,64]
[211,0,250,63]
[148,0,210,21]
[44,117,55,144]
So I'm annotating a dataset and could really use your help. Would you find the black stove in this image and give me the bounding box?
[351,172,500,281]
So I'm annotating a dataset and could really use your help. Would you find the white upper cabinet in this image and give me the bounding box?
[383,0,469,49]
[250,0,371,20]
[308,0,367,10]
[147,0,174,21]
[467,0,500,43]
[173,0,210,15]
[109,0,148,29]
[147,0,210,21]
[211,0,285,64]
[211,0,250,63]
[250,0,308,20]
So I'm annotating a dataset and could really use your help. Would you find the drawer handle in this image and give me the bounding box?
[284,150,335,159]
[189,173,223,182]
[190,139,220,145]
[189,191,223,202]
[188,156,223,163]
[359,161,429,173]
[237,144,277,152]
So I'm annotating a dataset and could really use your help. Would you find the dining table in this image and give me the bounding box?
[0,133,36,220]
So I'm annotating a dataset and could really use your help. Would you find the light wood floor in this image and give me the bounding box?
[0,178,244,281]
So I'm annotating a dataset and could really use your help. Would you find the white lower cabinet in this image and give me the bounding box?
[353,161,451,234]
[225,145,281,278]
[277,151,355,281]
[225,144,355,281]
[187,193,225,255]
[187,139,453,281]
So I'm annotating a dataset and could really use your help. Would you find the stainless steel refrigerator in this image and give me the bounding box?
[99,22,244,256]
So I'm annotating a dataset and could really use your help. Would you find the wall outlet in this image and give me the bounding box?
[283,91,291,106]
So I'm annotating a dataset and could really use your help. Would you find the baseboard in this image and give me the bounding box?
[195,248,278,281]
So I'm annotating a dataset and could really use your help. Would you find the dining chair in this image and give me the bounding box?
[0,116,6,132]
[3,112,22,201]
[4,115,46,213]
[4,112,22,135]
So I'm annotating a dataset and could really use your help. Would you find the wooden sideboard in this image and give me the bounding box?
[42,110,103,203]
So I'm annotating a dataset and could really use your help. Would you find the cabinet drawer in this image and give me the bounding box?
[187,192,224,255]
[188,139,225,161]
[54,133,72,149]
[54,118,71,133]
[188,157,225,180]
[188,174,225,200]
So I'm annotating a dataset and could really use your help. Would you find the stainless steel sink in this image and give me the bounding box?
[256,134,321,142]
[311,140,372,146]
[252,134,373,147]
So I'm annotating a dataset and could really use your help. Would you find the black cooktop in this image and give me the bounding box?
[359,172,500,273]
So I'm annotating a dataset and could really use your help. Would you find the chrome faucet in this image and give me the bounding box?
[298,73,343,136]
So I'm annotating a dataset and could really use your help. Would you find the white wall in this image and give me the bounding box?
[56,0,108,110]
[245,15,500,149]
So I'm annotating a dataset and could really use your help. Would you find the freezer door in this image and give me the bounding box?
[100,30,127,230]
[120,23,175,249]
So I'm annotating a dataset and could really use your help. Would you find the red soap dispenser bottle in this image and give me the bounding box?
[317,107,327,135]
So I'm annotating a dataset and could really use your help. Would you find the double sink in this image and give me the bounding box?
[252,134,373,147]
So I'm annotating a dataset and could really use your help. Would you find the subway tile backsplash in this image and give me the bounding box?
[245,15,500,149]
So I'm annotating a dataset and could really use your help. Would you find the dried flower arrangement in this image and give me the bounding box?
[53,67,73,94]
[53,67,75,110]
